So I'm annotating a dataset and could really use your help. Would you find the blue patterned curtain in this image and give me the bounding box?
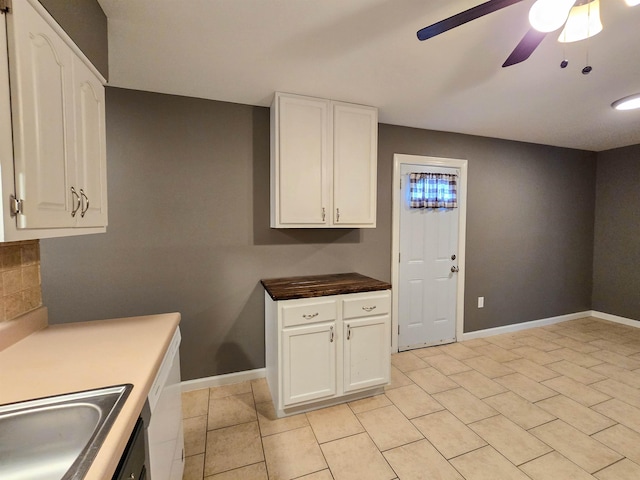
[409,173,458,208]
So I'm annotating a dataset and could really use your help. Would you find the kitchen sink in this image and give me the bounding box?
[0,384,132,480]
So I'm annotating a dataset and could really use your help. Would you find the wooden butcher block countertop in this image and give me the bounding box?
[0,307,180,480]
[261,272,391,300]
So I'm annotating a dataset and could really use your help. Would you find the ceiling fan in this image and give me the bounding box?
[417,0,639,68]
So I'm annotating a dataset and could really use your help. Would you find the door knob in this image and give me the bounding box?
[451,266,459,273]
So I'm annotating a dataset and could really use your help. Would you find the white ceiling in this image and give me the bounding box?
[97,0,640,152]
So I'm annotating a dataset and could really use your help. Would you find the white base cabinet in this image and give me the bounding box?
[265,289,391,417]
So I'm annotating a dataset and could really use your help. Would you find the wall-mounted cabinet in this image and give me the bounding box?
[0,0,107,242]
[270,92,377,228]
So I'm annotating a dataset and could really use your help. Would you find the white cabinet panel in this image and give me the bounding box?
[271,92,377,228]
[343,315,391,393]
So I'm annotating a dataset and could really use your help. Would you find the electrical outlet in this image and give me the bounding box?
[478,297,484,308]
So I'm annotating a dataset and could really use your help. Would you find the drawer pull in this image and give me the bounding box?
[362,306,377,312]
[330,326,334,343]
[302,313,319,319]
[347,324,351,340]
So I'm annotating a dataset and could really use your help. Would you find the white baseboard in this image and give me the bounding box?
[590,311,640,328]
[181,368,266,393]
[460,311,592,341]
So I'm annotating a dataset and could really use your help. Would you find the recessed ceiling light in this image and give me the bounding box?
[612,94,640,111]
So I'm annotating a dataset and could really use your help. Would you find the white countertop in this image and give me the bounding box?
[0,309,181,480]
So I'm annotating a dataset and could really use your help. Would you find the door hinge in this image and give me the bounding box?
[10,195,23,216]
[398,325,400,335]
[0,0,12,14]
[398,252,401,263]
[399,177,402,189]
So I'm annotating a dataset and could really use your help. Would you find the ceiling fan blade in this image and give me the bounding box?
[502,29,547,67]
[417,0,525,41]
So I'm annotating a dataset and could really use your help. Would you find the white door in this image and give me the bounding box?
[398,164,459,350]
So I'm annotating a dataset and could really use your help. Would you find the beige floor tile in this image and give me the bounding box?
[483,391,555,430]
[526,328,563,341]
[469,344,522,363]
[391,351,429,372]
[348,394,392,414]
[383,439,463,480]
[262,426,327,480]
[551,348,604,368]
[449,370,507,398]
[461,338,490,348]
[306,403,364,444]
[356,404,423,451]
[469,415,552,465]
[320,433,395,480]
[412,345,447,358]
[503,358,559,382]
[184,415,208,456]
[541,376,611,407]
[412,410,486,459]
[183,389,210,418]
[593,424,640,466]
[590,363,640,388]
[557,330,599,343]
[462,355,515,378]
[251,378,272,404]
[530,420,622,473]
[424,353,472,375]
[594,459,640,480]
[592,398,640,433]
[449,446,530,480]
[432,388,498,424]
[405,367,458,394]
[209,381,252,400]
[207,392,256,430]
[296,470,334,480]
[591,378,640,408]
[519,452,595,480]
[437,342,480,360]
[493,373,557,402]
[590,339,640,356]
[256,401,309,437]
[384,384,444,418]
[385,365,413,390]
[545,360,606,385]
[207,462,268,480]
[536,395,615,435]
[591,350,640,370]
[510,335,561,352]
[552,336,600,353]
[484,333,524,350]
[510,346,559,365]
[184,453,205,480]
[204,422,264,476]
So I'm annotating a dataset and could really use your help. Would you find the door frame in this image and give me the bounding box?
[391,154,468,353]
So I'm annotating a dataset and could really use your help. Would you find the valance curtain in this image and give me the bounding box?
[409,173,458,208]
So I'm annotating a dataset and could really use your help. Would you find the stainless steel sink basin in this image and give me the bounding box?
[0,384,132,480]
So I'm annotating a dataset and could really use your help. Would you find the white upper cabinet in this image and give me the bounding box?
[270,92,377,228]
[0,0,107,241]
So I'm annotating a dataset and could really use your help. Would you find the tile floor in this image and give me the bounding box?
[181,317,640,479]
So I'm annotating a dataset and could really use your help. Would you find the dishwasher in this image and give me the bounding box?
[142,327,184,480]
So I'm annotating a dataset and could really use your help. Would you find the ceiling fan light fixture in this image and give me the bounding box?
[612,93,640,111]
[558,0,603,43]
[529,0,575,32]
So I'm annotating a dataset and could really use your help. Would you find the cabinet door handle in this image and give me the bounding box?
[80,189,90,217]
[336,208,340,222]
[70,187,81,217]
[347,324,351,340]
[329,326,334,343]
[302,313,319,319]
[322,207,326,222]
[362,306,376,312]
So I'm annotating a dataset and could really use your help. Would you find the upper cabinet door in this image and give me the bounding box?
[332,103,377,228]
[272,93,329,227]
[8,0,75,229]
[73,56,107,227]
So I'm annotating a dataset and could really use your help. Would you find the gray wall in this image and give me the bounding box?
[41,88,597,380]
[592,144,640,321]
[38,0,108,78]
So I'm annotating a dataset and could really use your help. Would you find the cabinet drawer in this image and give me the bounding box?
[282,298,337,327]
[342,292,390,319]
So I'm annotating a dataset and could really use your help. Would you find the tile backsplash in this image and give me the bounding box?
[0,240,42,322]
